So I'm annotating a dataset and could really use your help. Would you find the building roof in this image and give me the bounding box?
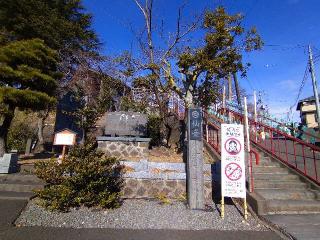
[296,95,320,110]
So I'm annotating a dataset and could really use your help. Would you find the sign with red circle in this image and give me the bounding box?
[225,162,242,181]
[224,138,241,155]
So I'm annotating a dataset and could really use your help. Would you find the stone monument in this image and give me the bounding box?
[97,111,151,158]
[104,111,148,137]
[187,107,204,210]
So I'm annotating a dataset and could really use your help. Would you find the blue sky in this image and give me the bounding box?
[83,0,320,122]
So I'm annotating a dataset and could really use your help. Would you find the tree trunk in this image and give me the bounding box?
[233,72,242,106]
[34,110,49,153]
[37,118,44,152]
[0,106,15,156]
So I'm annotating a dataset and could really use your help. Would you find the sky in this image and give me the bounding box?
[82,0,320,123]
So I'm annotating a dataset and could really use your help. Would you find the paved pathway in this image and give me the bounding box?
[0,227,283,240]
[0,199,28,232]
[266,214,320,240]
[0,199,282,240]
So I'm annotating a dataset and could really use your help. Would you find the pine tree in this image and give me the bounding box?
[0,0,98,52]
[0,0,99,152]
[0,39,60,155]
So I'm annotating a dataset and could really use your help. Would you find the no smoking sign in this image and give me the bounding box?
[225,162,242,181]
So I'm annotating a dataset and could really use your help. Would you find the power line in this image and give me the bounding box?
[289,62,309,113]
[263,44,306,51]
[246,78,255,91]
[313,46,320,55]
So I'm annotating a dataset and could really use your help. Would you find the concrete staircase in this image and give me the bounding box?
[0,172,44,201]
[251,152,320,215]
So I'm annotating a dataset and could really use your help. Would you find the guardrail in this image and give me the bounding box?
[225,101,320,144]
[249,149,260,193]
[203,110,260,192]
[222,108,320,185]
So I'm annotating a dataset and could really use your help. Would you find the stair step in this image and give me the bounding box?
[253,173,300,181]
[256,158,283,164]
[254,181,308,189]
[0,191,35,200]
[0,174,44,184]
[257,189,317,200]
[0,183,43,192]
[254,161,280,167]
[19,164,35,174]
[253,166,288,173]
[266,199,320,214]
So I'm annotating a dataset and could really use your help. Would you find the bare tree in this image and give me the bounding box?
[128,0,199,147]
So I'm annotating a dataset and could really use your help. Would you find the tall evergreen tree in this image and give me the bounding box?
[0,0,100,152]
[0,0,98,52]
[0,39,60,155]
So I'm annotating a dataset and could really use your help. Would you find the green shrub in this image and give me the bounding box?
[7,111,37,152]
[147,114,162,147]
[34,140,124,211]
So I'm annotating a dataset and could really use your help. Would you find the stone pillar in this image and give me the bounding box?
[25,138,32,156]
[187,107,204,210]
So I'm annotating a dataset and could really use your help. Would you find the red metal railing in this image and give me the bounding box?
[249,149,260,192]
[203,110,260,192]
[257,114,320,143]
[223,108,320,185]
[203,110,223,153]
[225,101,320,143]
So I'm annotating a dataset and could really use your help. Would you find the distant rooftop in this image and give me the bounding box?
[297,95,320,110]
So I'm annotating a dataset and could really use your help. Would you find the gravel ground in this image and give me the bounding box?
[16,199,268,231]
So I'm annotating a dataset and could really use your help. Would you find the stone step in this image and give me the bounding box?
[260,157,273,162]
[256,161,283,167]
[254,161,280,167]
[257,189,317,200]
[0,183,43,192]
[0,191,35,200]
[253,166,288,173]
[19,164,35,174]
[265,199,320,214]
[254,181,308,189]
[253,173,300,181]
[0,174,44,184]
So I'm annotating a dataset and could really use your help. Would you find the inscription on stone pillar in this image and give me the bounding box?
[187,108,204,210]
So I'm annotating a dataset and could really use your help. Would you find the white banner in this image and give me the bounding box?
[221,124,246,198]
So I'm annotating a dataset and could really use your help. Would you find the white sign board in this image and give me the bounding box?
[221,124,246,198]
[53,129,76,146]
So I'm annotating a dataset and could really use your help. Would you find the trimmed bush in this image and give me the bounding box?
[34,140,124,211]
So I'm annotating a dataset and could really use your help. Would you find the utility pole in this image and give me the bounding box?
[233,72,242,107]
[253,91,258,142]
[228,74,232,122]
[222,85,226,110]
[228,74,232,103]
[253,91,257,122]
[308,45,320,131]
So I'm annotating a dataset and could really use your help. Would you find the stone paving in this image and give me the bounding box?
[265,214,320,240]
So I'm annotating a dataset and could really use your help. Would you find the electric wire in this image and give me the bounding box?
[289,62,309,114]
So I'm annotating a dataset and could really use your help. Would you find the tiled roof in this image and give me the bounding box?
[296,95,320,110]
